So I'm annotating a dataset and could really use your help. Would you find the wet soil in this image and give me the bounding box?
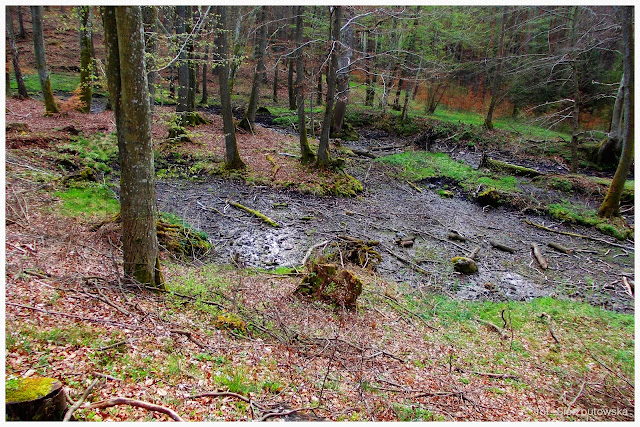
[156,142,634,313]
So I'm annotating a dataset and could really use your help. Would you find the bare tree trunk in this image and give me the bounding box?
[103,6,163,288]
[272,62,279,102]
[484,7,507,130]
[598,6,634,219]
[294,6,314,163]
[317,6,341,167]
[316,64,323,106]
[288,57,296,110]
[142,6,157,112]
[175,6,189,122]
[30,6,59,114]
[6,8,29,99]
[364,31,375,107]
[332,7,354,136]
[200,33,209,104]
[78,6,92,113]
[596,73,624,165]
[239,6,268,133]
[17,6,26,39]
[217,6,245,170]
[568,6,581,174]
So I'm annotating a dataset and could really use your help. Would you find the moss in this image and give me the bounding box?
[6,377,58,403]
[476,188,501,207]
[452,256,478,274]
[438,189,454,198]
[157,212,212,258]
[214,312,247,333]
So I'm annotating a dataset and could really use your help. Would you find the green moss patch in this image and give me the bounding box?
[548,202,633,240]
[158,212,212,259]
[6,377,58,403]
[54,184,120,219]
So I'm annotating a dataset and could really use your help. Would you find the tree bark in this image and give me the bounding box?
[598,6,634,218]
[568,6,581,174]
[175,6,189,122]
[483,7,507,130]
[272,61,279,102]
[6,7,29,99]
[294,6,315,163]
[30,6,59,114]
[200,30,209,104]
[216,6,245,170]
[142,6,157,113]
[288,57,296,110]
[332,7,354,135]
[17,6,26,39]
[239,6,268,133]
[364,31,375,107]
[78,6,93,113]
[103,6,164,288]
[596,73,624,165]
[317,6,341,167]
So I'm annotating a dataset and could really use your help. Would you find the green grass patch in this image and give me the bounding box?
[378,151,520,193]
[54,183,119,219]
[548,201,633,240]
[58,132,118,174]
[10,72,81,94]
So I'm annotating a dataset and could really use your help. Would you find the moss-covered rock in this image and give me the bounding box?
[452,256,478,274]
[476,188,501,207]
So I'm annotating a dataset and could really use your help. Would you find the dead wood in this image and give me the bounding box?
[548,242,573,254]
[94,340,128,352]
[63,379,100,421]
[524,220,633,250]
[301,240,330,267]
[539,313,560,344]
[448,231,467,242]
[476,318,507,339]
[406,180,423,193]
[489,240,515,253]
[531,243,548,270]
[351,148,377,159]
[481,155,543,177]
[622,276,634,297]
[82,398,184,422]
[228,200,279,227]
[468,246,481,259]
[454,367,519,380]
[259,408,312,422]
[379,243,430,275]
[170,329,209,350]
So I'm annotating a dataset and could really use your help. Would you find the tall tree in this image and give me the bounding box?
[6,7,29,99]
[239,6,268,133]
[598,6,634,218]
[78,6,93,113]
[331,7,354,136]
[17,6,26,39]
[483,7,508,130]
[142,6,158,112]
[216,6,245,170]
[294,6,315,163]
[317,6,341,167]
[30,6,59,114]
[595,73,624,166]
[102,6,164,288]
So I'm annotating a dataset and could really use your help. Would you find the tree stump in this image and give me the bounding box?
[6,377,68,421]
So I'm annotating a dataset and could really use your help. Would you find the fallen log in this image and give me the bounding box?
[524,220,633,250]
[228,200,279,227]
[531,243,548,270]
[351,148,377,159]
[489,240,516,253]
[448,231,468,242]
[548,242,573,254]
[481,155,543,177]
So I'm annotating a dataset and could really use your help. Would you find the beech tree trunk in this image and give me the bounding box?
[103,6,164,288]
[295,6,315,163]
[568,6,581,174]
[175,6,189,122]
[17,6,26,39]
[288,57,296,110]
[317,6,341,167]
[30,6,59,114]
[6,8,29,99]
[596,73,624,165]
[272,62,279,102]
[239,6,268,133]
[200,35,209,104]
[364,31,375,107]
[78,6,92,113]
[598,6,634,218]
[332,7,354,135]
[142,6,157,112]
[484,7,507,130]
[216,6,245,170]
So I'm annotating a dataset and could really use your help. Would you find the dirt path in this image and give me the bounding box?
[156,157,634,313]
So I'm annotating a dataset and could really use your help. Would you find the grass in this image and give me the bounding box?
[54,183,120,219]
[9,72,92,95]
[57,132,118,174]
[547,201,633,240]
[378,151,520,193]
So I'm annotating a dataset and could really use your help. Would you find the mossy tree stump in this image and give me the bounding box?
[296,263,363,309]
[6,377,68,421]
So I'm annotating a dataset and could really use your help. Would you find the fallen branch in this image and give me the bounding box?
[351,148,377,159]
[406,180,423,193]
[447,231,468,242]
[63,379,101,421]
[482,155,543,177]
[94,340,128,352]
[301,240,330,267]
[454,367,519,380]
[259,407,311,422]
[524,220,633,250]
[228,200,279,227]
[82,398,184,421]
[170,329,209,350]
[540,313,560,344]
[531,243,548,270]
[476,318,507,339]
[489,240,516,253]
[622,276,634,297]
[191,391,265,411]
[548,242,573,254]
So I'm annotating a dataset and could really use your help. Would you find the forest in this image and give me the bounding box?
[4,5,635,421]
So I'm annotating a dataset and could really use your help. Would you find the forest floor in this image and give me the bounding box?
[5,96,635,421]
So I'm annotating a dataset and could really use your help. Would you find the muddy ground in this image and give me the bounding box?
[156,128,635,314]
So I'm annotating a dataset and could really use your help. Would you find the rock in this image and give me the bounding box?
[476,188,501,207]
[452,256,478,274]
[6,122,30,133]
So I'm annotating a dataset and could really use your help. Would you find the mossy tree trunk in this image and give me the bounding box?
[78,6,93,113]
[598,6,634,219]
[239,6,268,133]
[103,6,164,289]
[6,7,29,99]
[294,6,315,163]
[317,6,341,168]
[30,6,59,114]
[216,6,245,170]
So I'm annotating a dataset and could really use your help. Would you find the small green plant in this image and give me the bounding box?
[54,184,120,219]
[214,367,255,395]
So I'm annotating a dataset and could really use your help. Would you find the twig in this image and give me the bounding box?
[567,381,587,409]
[259,407,311,422]
[190,391,265,410]
[94,340,128,352]
[476,318,507,339]
[301,240,330,266]
[94,372,123,381]
[170,329,209,350]
[63,379,101,421]
[524,220,633,250]
[454,367,518,380]
[540,313,560,344]
[82,397,184,421]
